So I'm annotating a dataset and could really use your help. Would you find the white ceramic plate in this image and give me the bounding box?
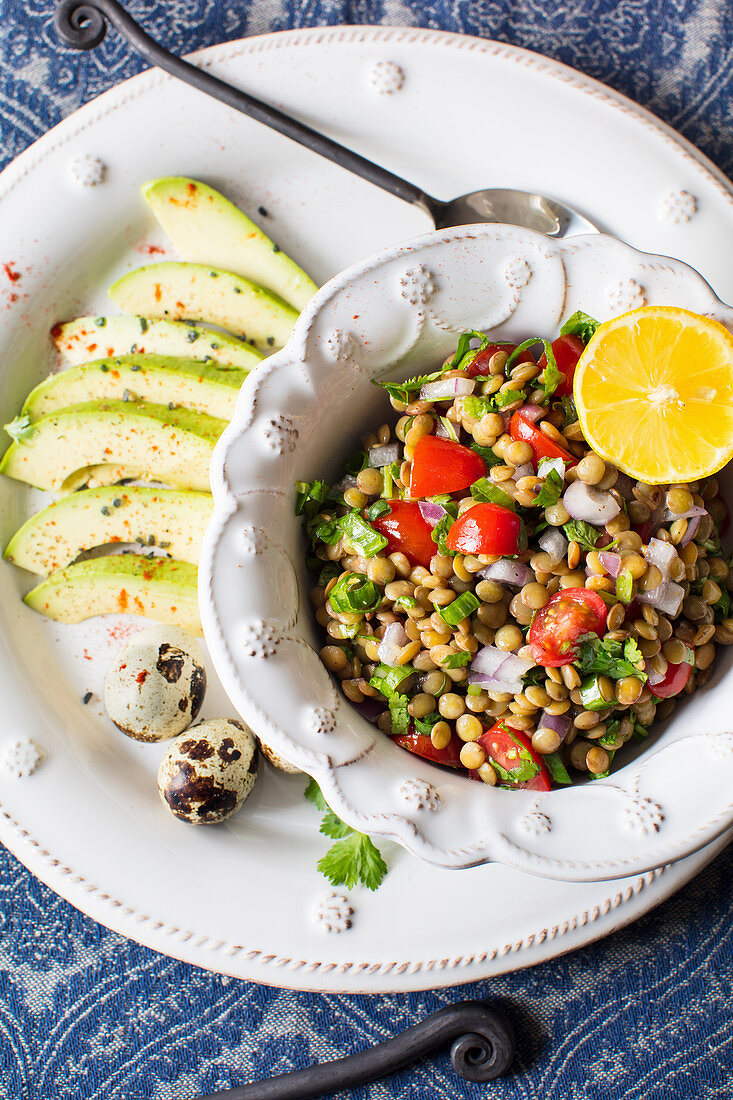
[201,224,733,881]
[0,27,731,992]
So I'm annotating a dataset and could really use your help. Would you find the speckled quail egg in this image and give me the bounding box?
[104,625,207,742]
[157,718,258,824]
[258,738,302,774]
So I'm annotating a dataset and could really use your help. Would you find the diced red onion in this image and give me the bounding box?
[644,660,667,687]
[469,647,535,693]
[353,698,384,725]
[598,551,623,578]
[513,462,534,480]
[420,376,475,401]
[367,443,400,468]
[377,621,410,666]
[418,501,447,528]
[537,457,566,481]
[680,514,701,547]
[657,504,707,523]
[478,560,534,587]
[642,537,678,580]
[563,480,621,524]
[537,711,571,741]
[520,404,544,423]
[638,580,685,617]
[334,474,358,493]
[539,527,568,563]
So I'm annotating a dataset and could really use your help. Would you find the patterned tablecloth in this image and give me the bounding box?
[2,2,733,1097]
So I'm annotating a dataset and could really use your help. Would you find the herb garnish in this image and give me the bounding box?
[573,635,648,682]
[562,519,604,551]
[560,310,600,345]
[305,779,388,890]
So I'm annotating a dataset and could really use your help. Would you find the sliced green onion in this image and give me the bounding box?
[439,416,459,442]
[579,676,613,711]
[414,712,441,736]
[367,499,390,521]
[295,478,329,516]
[369,663,415,698]
[394,595,419,612]
[439,591,480,628]
[470,477,514,509]
[337,511,388,557]
[328,572,381,614]
[544,752,573,785]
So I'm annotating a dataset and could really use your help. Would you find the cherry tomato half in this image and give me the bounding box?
[650,661,693,699]
[372,500,436,568]
[465,343,534,378]
[409,435,486,498]
[393,729,464,769]
[509,408,576,468]
[446,502,522,557]
[537,334,584,398]
[528,587,608,667]
[477,721,551,791]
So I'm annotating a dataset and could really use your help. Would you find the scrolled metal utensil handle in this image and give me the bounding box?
[194,1001,514,1099]
[53,0,432,213]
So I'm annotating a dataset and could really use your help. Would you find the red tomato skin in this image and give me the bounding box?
[478,722,552,791]
[528,587,608,667]
[446,503,521,556]
[393,729,463,769]
[372,501,436,568]
[509,409,576,467]
[409,435,486,497]
[538,334,584,398]
[465,343,534,378]
[651,661,693,699]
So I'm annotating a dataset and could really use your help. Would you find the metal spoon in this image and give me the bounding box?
[54,0,598,237]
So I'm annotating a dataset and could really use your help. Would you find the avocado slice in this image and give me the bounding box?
[52,315,263,370]
[0,400,224,493]
[24,554,201,633]
[22,355,246,422]
[142,177,319,312]
[108,262,298,352]
[5,486,213,574]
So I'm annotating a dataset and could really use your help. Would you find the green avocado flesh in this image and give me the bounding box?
[0,400,225,493]
[108,262,298,352]
[142,176,319,312]
[24,554,201,634]
[53,315,263,370]
[22,354,246,422]
[5,486,213,574]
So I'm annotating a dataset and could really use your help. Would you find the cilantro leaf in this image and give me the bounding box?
[538,357,563,401]
[431,513,456,556]
[558,395,578,427]
[493,388,525,408]
[373,368,445,405]
[445,330,500,372]
[441,651,471,668]
[469,441,501,467]
[388,694,411,735]
[563,519,603,552]
[713,587,731,623]
[560,310,600,345]
[470,478,515,509]
[304,777,329,813]
[317,832,388,891]
[305,780,388,891]
[574,635,647,682]
[4,414,35,443]
[414,711,442,735]
[295,478,329,518]
[534,468,564,508]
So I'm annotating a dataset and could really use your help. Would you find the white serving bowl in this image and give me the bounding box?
[200,223,733,883]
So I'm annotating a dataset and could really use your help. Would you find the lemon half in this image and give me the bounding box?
[573,306,733,484]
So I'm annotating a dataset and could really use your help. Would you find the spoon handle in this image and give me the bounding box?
[194,1001,514,1099]
[54,0,434,215]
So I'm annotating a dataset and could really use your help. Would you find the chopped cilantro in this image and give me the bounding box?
[573,635,648,682]
[388,695,411,736]
[295,478,329,518]
[373,367,446,405]
[558,395,578,427]
[441,651,472,668]
[534,468,564,508]
[469,441,501,467]
[560,310,600,345]
[414,712,442,735]
[616,569,634,604]
[563,519,603,551]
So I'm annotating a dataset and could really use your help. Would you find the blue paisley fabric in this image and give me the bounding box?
[2,2,733,1097]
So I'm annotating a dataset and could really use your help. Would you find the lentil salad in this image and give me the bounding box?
[297,312,732,791]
